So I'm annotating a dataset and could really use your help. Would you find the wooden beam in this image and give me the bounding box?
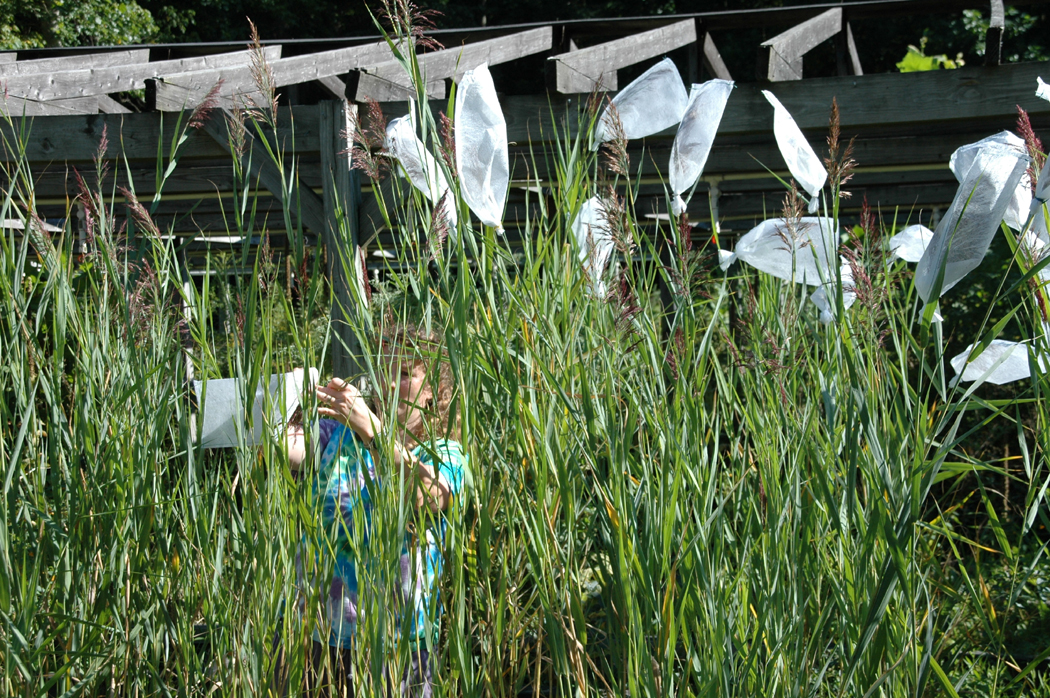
[0,53,15,64]
[702,32,732,81]
[550,19,695,94]
[1,95,98,116]
[202,108,327,234]
[96,95,130,114]
[149,42,395,111]
[760,8,842,82]
[0,105,324,163]
[0,49,150,78]
[4,47,281,103]
[353,27,552,102]
[985,0,1004,66]
[846,22,863,76]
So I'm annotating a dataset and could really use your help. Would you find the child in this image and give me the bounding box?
[281,328,467,697]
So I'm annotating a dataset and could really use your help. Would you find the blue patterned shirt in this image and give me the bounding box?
[296,420,468,648]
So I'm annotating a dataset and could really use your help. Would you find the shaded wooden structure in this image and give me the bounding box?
[2,0,1048,373]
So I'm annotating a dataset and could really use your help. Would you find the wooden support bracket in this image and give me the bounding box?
[760,7,842,82]
[1,95,100,116]
[353,27,552,102]
[550,19,696,93]
[702,32,733,81]
[202,108,327,235]
[985,0,1004,66]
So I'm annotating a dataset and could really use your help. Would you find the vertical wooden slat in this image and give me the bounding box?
[985,0,1004,66]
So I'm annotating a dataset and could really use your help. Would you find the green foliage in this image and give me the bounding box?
[0,0,158,48]
[958,7,1048,63]
[897,36,964,72]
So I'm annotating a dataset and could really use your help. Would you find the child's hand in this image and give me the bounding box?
[317,378,381,444]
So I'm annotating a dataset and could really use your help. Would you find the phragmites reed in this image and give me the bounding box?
[599,103,630,178]
[378,0,444,51]
[246,18,279,121]
[1016,105,1046,193]
[824,97,856,200]
[188,79,224,131]
[350,98,389,181]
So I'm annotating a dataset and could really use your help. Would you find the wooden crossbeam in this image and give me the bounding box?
[97,95,131,114]
[202,108,327,234]
[353,27,552,102]
[985,0,1004,66]
[149,42,394,111]
[4,48,281,103]
[760,8,842,81]
[0,53,15,64]
[702,32,732,81]
[1,95,100,116]
[0,49,150,78]
[549,19,696,94]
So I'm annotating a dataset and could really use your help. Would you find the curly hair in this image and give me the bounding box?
[374,324,459,443]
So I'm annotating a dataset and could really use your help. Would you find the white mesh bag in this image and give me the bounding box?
[592,58,689,149]
[455,63,509,233]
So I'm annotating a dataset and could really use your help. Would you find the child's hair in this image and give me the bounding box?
[376,324,459,441]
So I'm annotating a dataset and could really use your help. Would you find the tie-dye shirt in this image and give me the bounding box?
[296,420,468,649]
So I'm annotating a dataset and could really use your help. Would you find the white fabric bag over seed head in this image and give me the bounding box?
[720,216,838,285]
[1030,155,1050,244]
[571,197,614,296]
[950,340,1033,386]
[668,79,734,216]
[916,143,1028,303]
[455,63,509,233]
[810,261,857,324]
[1038,76,1050,102]
[888,224,934,263]
[385,113,457,230]
[762,90,827,213]
[950,131,1031,231]
[593,58,689,149]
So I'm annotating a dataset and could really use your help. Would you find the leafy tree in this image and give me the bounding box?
[0,0,157,48]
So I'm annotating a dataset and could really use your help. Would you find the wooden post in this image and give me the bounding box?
[320,99,367,380]
[985,0,1004,66]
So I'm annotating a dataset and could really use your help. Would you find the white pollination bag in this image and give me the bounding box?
[1037,76,1050,102]
[809,261,856,324]
[950,340,1034,386]
[571,197,614,296]
[1030,155,1050,244]
[762,91,827,213]
[385,112,457,230]
[916,144,1028,303]
[720,217,838,285]
[455,63,509,233]
[194,368,319,449]
[888,224,934,263]
[593,58,689,148]
[668,79,734,216]
[950,132,1030,231]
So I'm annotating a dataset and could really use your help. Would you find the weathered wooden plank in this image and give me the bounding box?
[702,32,732,81]
[846,22,863,76]
[96,95,131,114]
[0,105,324,163]
[150,42,394,111]
[550,19,695,94]
[760,8,842,82]
[1,95,98,116]
[354,27,552,102]
[5,47,281,102]
[0,53,15,64]
[0,49,150,78]
[203,107,327,234]
[985,0,1004,66]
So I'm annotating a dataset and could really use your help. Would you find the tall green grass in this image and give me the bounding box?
[2,19,1050,697]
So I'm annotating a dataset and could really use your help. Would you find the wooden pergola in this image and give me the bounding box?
[2,0,1048,372]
